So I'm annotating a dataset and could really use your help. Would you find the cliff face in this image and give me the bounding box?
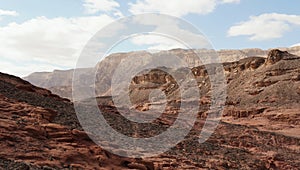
[22,48,300,138]
[24,47,300,99]
[1,50,300,169]
[0,72,158,169]
[129,49,300,137]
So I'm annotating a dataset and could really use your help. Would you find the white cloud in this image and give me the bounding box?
[83,0,123,17]
[130,15,210,51]
[220,0,240,4]
[131,34,186,51]
[0,60,61,77]
[291,43,300,47]
[228,13,300,41]
[0,15,115,77]
[0,9,18,21]
[129,0,239,17]
[0,9,18,16]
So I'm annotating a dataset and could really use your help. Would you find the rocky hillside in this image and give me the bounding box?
[2,49,299,169]
[0,72,160,169]
[128,49,300,139]
[24,46,300,99]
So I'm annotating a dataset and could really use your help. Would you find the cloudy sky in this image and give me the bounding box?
[0,0,300,77]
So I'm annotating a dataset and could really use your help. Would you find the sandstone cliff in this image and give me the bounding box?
[1,48,300,169]
[24,47,300,100]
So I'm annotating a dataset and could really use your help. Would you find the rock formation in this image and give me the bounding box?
[23,47,300,99]
[2,49,299,169]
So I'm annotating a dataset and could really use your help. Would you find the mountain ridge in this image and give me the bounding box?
[24,46,300,100]
[1,49,300,169]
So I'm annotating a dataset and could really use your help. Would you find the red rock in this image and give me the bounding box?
[1,50,300,169]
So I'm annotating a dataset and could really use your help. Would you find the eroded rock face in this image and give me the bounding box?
[100,49,299,169]
[0,73,67,101]
[2,71,241,169]
[0,72,157,169]
[128,49,300,138]
[1,49,300,169]
[23,47,300,100]
[96,97,300,169]
[266,49,287,64]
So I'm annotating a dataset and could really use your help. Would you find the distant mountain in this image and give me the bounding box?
[24,46,300,100]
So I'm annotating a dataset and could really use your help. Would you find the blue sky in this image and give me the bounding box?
[0,0,300,76]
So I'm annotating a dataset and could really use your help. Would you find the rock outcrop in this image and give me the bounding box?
[126,49,300,139]
[23,47,300,100]
[0,72,157,169]
[2,49,300,169]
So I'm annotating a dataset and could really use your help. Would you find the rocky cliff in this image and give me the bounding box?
[0,66,300,170]
[24,46,300,100]
[128,49,300,136]
[0,72,158,169]
[1,48,300,169]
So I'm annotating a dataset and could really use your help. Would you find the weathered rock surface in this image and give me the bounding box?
[1,48,300,169]
[0,88,217,169]
[128,49,300,138]
[0,72,156,169]
[23,46,300,99]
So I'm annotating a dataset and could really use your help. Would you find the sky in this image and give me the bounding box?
[0,0,300,77]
